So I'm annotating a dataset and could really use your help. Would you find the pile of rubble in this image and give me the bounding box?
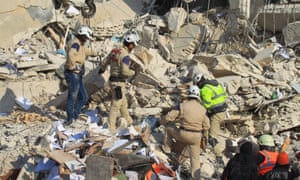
[0,0,300,179]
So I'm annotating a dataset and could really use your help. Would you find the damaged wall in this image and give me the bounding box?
[0,0,54,48]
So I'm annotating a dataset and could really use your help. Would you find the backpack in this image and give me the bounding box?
[265,167,289,180]
[227,156,258,180]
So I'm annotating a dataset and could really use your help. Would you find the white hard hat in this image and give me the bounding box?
[188,85,200,99]
[193,74,203,84]
[123,30,140,46]
[77,26,93,39]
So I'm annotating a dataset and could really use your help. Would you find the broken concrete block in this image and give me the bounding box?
[140,26,156,48]
[167,7,187,33]
[256,85,273,99]
[15,59,48,69]
[134,46,153,65]
[157,35,172,60]
[273,69,294,82]
[135,88,161,107]
[132,72,163,89]
[253,45,278,67]
[217,76,241,95]
[283,21,300,47]
[211,54,262,78]
[86,155,114,180]
[0,66,10,74]
[170,24,200,63]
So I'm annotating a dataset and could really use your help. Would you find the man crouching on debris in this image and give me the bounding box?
[98,30,140,133]
[64,25,98,125]
[193,73,228,166]
[160,85,210,179]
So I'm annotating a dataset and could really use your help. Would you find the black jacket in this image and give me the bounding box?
[221,153,259,180]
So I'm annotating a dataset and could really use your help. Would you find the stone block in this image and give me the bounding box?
[283,21,300,47]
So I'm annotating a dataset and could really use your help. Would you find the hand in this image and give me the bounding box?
[202,130,209,139]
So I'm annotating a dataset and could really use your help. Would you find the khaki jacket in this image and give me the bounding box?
[64,37,96,73]
[179,99,210,131]
[100,46,135,79]
[162,99,210,131]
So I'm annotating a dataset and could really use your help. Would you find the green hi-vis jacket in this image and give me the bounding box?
[199,80,227,112]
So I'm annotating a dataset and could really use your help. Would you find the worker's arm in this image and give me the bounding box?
[98,53,110,74]
[121,55,135,77]
[160,109,180,125]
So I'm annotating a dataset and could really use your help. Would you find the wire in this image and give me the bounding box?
[272,3,276,35]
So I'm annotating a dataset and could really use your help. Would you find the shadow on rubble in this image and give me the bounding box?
[0,88,16,114]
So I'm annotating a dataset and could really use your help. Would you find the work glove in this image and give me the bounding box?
[201,130,209,151]
[202,130,209,139]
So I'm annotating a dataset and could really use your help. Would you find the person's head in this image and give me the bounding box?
[239,141,253,154]
[258,134,275,151]
[123,30,140,52]
[237,137,258,154]
[76,25,93,43]
[277,151,289,166]
[187,85,200,100]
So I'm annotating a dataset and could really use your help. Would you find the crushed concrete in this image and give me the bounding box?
[0,0,300,179]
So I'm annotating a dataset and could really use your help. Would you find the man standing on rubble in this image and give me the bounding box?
[98,30,140,133]
[160,85,210,179]
[193,74,228,166]
[64,25,98,125]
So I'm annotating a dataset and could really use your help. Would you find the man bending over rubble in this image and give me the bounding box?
[193,73,228,166]
[98,30,140,133]
[160,85,210,179]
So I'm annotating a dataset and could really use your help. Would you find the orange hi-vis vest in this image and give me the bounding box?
[258,150,279,176]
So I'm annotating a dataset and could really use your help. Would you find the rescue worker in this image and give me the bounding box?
[98,30,140,133]
[221,140,259,180]
[160,85,210,179]
[265,151,300,180]
[255,134,279,179]
[64,25,98,125]
[193,74,228,166]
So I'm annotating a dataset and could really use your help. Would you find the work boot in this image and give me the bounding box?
[216,156,225,168]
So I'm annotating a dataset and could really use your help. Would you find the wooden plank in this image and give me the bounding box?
[15,59,48,69]
[28,64,60,72]
[48,150,77,164]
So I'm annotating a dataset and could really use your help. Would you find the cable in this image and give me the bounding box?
[272,3,276,35]
[207,0,211,20]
